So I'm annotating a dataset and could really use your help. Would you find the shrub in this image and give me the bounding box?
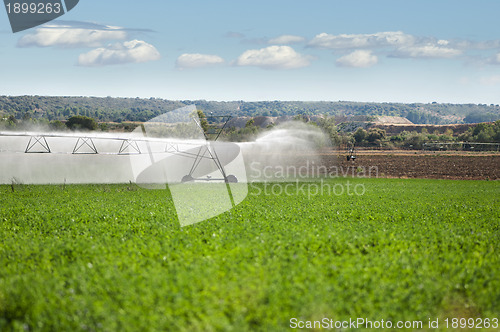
[66,115,98,131]
[353,128,367,143]
[366,128,386,142]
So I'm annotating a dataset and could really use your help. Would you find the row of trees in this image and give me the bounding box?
[221,117,500,148]
[459,121,500,142]
[350,121,500,148]
[2,95,500,125]
[2,110,499,149]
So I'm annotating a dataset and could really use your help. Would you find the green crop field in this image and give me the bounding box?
[0,178,499,331]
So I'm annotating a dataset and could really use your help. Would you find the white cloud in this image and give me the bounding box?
[309,31,500,56]
[176,53,225,69]
[336,50,378,68]
[17,23,127,48]
[308,31,469,61]
[78,40,160,67]
[268,35,306,45]
[235,45,311,69]
[392,45,462,58]
[309,31,414,49]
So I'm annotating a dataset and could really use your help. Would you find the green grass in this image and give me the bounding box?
[0,179,499,331]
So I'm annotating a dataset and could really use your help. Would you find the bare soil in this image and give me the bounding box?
[322,150,500,180]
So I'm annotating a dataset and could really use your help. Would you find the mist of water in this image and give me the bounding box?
[240,121,333,182]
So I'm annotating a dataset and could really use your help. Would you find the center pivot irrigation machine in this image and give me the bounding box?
[0,106,241,184]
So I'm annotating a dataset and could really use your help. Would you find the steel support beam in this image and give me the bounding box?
[73,137,98,154]
[25,136,51,153]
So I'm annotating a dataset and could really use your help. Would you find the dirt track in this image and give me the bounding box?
[323,152,500,180]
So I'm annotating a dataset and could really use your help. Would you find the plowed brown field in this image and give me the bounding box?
[323,151,500,180]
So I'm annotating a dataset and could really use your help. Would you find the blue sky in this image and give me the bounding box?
[1,0,500,103]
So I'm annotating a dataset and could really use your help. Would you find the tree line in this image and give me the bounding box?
[1,95,500,125]
[1,110,499,147]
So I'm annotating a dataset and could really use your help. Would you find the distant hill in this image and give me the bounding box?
[1,95,500,125]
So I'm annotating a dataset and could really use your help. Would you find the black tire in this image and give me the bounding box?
[181,175,194,183]
[225,175,238,183]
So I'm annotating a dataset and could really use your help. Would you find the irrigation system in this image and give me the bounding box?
[0,113,240,184]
